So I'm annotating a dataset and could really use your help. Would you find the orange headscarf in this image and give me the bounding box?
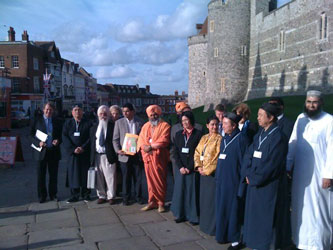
[146,105,162,116]
[175,102,190,113]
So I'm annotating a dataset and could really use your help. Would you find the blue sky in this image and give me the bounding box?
[0,0,290,95]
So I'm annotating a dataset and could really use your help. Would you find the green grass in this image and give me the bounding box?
[188,94,333,126]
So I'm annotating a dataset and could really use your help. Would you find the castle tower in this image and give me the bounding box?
[188,19,208,108]
[205,0,251,105]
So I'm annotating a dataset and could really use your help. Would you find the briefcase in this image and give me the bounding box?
[87,167,96,189]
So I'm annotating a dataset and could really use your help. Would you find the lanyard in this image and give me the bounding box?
[258,127,278,149]
[184,134,190,147]
[223,133,240,153]
[202,135,212,156]
[75,120,80,132]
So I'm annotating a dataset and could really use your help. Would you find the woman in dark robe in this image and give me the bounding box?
[171,111,202,224]
[241,103,291,250]
[194,115,222,235]
[215,112,249,249]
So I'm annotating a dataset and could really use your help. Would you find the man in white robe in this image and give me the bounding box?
[287,90,333,250]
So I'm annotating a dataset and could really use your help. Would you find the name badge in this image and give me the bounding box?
[219,154,227,160]
[253,151,262,159]
[74,132,80,137]
[182,147,189,154]
[149,139,152,143]
[200,155,204,161]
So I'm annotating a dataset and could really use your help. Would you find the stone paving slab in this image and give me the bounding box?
[0,235,28,250]
[81,223,130,243]
[43,243,98,250]
[120,210,165,225]
[112,203,145,216]
[77,207,120,227]
[28,227,82,249]
[141,220,202,247]
[29,201,59,211]
[125,224,146,237]
[98,236,159,250]
[196,238,233,250]
[58,200,87,209]
[0,224,27,240]
[162,241,204,250]
[36,208,76,223]
[29,217,79,232]
[0,210,35,226]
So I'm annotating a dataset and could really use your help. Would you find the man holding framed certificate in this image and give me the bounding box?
[113,103,143,205]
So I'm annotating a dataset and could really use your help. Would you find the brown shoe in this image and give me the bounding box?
[158,205,165,213]
[97,198,107,204]
[108,199,115,205]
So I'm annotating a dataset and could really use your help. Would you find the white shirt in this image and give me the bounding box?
[95,124,107,154]
[126,118,136,134]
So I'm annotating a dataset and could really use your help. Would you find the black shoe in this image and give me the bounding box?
[50,196,59,202]
[83,196,91,202]
[136,198,144,205]
[39,198,46,203]
[123,200,129,206]
[174,218,186,223]
[66,197,79,203]
[227,243,245,250]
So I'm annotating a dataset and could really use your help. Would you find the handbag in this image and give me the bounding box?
[87,167,96,189]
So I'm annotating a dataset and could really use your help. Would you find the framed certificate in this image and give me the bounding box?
[122,133,139,155]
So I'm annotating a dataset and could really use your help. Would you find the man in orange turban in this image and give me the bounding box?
[137,105,171,212]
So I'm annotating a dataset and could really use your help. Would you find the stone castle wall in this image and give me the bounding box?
[188,0,333,108]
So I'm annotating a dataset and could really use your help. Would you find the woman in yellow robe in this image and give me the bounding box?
[194,115,222,235]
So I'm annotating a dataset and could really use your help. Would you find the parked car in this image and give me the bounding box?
[11,111,30,128]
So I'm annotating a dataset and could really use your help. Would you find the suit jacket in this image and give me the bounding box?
[112,116,143,163]
[30,116,62,161]
[277,115,294,140]
[90,120,117,166]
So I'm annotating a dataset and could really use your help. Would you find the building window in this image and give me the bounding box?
[33,58,39,70]
[33,76,40,92]
[279,30,285,52]
[210,20,215,33]
[64,85,68,96]
[0,102,7,118]
[320,12,328,40]
[221,78,226,93]
[11,78,20,93]
[51,51,55,58]
[214,47,219,57]
[11,56,19,68]
[0,56,4,68]
[203,71,206,76]
[241,45,247,56]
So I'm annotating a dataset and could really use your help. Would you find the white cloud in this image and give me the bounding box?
[96,65,136,79]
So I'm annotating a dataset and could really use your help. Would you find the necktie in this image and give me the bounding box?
[99,127,105,147]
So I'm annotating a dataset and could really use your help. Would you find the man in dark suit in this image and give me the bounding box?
[90,105,117,205]
[62,104,92,203]
[113,103,143,205]
[30,102,62,203]
[269,97,294,139]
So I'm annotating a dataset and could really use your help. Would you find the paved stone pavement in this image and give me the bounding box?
[0,127,248,250]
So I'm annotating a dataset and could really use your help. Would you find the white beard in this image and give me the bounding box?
[149,119,159,127]
[96,119,108,137]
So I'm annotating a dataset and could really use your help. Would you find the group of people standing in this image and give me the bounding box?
[30,89,333,250]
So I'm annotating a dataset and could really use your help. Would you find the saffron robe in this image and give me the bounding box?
[137,119,170,206]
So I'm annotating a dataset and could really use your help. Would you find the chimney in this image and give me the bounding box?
[175,90,178,96]
[145,85,150,93]
[181,91,185,96]
[22,30,29,41]
[8,27,15,42]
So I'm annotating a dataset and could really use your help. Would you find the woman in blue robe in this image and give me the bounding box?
[241,103,291,250]
[171,111,202,224]
[215,112,249,249]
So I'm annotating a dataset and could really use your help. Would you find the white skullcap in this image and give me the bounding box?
[306,90,322,97]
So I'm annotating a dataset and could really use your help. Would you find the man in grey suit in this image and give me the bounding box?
[113,103,144,205]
